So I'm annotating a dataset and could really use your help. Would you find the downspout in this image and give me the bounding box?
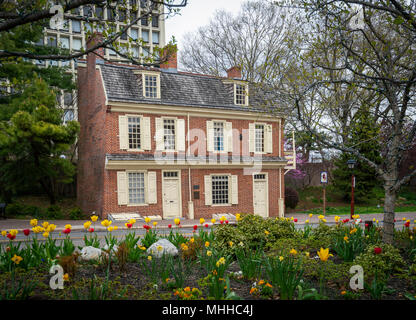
[187,112,194,219]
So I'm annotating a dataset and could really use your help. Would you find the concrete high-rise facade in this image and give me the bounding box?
[39,0,166,122]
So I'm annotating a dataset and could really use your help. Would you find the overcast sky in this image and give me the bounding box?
[164,0,245,65]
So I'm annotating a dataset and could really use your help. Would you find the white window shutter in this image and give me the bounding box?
[204,175,212,205]
[249,123,255,153]
[265,124,273,153]
[117,171,128,205]
[119,115,128,150]
[147,171,157,204]
[226,121,233,152]
[206,121,214,152]
[142,117,151,150]
[176,119,186,151]
[231,175,238,204]
[155,117,164,151]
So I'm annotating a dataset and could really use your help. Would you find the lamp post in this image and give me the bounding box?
[347,159,356,219]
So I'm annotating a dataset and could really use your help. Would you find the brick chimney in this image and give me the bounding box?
[160,51,177,72]
[227,66,242,79]
[86,32,105,69]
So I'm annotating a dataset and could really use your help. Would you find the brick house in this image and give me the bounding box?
[77,34,295,220]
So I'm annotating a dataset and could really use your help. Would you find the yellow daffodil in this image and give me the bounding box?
[200,218,205,225]
[216,257,226,267]
[145,217,151,224]
[157,245,163,252]
[63,273,69,281]
[341,290,346,295]
[147,255,152,261]
[265,283,273,288]
[373,218,376,222]
[138,245,146,250]
[65,224,72,230]
[42,232,49,238]
[91,215,98,222]
[290,249,297,255]
[211,218,216,224]
[258,280,265,285]
[181,244,189,251]
[207,250,212,256]
[279,256,284,261]
[322,218,327,223]
[236,213,241,221]
[205,241,210,247]
[30,219,38,227]
[174,218,180,225]
[101,220,111,227]
[318,215,324,220]
[83,221,92,229]
[344,236,349,242]
[11,254,23,265]
[229,241,234,247]
[350,228,357,235]
[317,248,330,262]
[402,217,407,221]
[305,219,309,223]
[305,252,310,257]
[264,230,270,235]
[153,221,158,227]
[309,213,313,218]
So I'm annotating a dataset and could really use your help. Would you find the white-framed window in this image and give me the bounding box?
[152,31,159,44]
[212,175,229,205]
[142,30,149,43]
[60,37,69,49]
[72,38,82,51]
[213,121,225,152]
[72,20,81,33]
[235,83,248,106]
[255,124,265,153]
[163,118,176,150]
[128,172,145,204]
[128,116,141,149]
[131,28,139,41]
[132,46,139,58]
[142,73,160,98]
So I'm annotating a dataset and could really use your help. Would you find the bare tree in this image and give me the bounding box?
[279,0,416,243]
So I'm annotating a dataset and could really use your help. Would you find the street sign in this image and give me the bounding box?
[320,171,328,184]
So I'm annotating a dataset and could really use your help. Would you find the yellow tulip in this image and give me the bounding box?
[113,226,118,231]
[83,221,92,229]
[47,224,56,232]
[205,241,210,247]
[318,215,324,220]
[65,224,72,230]
[174,218,180,225]
[334,216,340,222]
[42,222,49,228]
[30,219,38,227]
[309,213,313,218]
[11,254,23,264]
[91,215,98,222]
[264,230,270,235]
[42,232,49,238]
[305,219,310,223]
[236,213,241,221]
[200,218,205,225]
[101,220,111,227]
[279,256,284,261]
[1,230,7,237]
[211,218,216,224]
[9,229,18,236]
[129,219,136,225]
[145,217,151,224]
[108,226,114,232]
[63,273,69,281]
[317,248,330,262]
[344,236,349,242]
[153,221,158,227]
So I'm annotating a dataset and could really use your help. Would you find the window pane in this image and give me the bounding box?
[128,172,145,204]
[152,15,159,28]
[142,30,149,42]
[128,116,141,149]
[64,92,73,105]
[144,74,157,98]
[63,109,75,123]
[213,122,224,151]
[47,35,57,47]
[152,32,159,44]
[96,7,104,19]
[212,176,229,204]
[142,47,150,57]
[141,16,148,26]
[73,38,82,50]
[72,20,81,33]
[60,37,69,49]
[107,8,115,21]
[255,124,264,152]
[235,84,247,105]
[163,119,176,150]
[131,29,138,40]
[132,46,139,58]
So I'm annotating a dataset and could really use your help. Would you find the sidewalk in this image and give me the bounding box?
[0,212,415,232]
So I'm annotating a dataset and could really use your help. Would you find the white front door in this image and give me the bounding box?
[162,171,181,219]
[253,174,268,218]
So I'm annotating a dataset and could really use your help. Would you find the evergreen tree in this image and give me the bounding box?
[332,108,382,203]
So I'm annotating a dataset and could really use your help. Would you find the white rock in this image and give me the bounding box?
[80,246,103,261]
[146,239,178,258]
[102,244,119,252]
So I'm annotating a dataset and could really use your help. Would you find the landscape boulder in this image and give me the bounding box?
[146,239,178,258]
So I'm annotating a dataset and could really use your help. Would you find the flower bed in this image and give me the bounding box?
[1,214,416,300]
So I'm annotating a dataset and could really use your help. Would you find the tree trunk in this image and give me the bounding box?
[382,186,396,244]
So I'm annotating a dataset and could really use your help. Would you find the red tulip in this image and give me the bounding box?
[63,228,71,234]
[193,225,197,230]
[88,228,94,233]
[294,219,298,223]
[23,229,30,236]
[205,224,209,228]
[394,219,396,222]
[126,223,132,229]
[405,221,410,228]
[220,220,224,224]
[7,233,16,240]
[168,224,172,229]
[374,247,382,255]
[225,220,229,224]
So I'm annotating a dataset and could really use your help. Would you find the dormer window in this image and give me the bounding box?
[235,83,248,106]
[139,72,161,99]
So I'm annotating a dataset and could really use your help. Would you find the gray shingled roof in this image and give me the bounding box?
[99,64,277,112]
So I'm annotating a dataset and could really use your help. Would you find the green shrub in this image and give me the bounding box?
[45,205,64,219]
[22,205,44,218]
[69,207,83,220]
[353,244,405,281]
[212,224,246,255]
[5,203,24,217]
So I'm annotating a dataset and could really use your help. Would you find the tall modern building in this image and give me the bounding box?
[39,0,166,122]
